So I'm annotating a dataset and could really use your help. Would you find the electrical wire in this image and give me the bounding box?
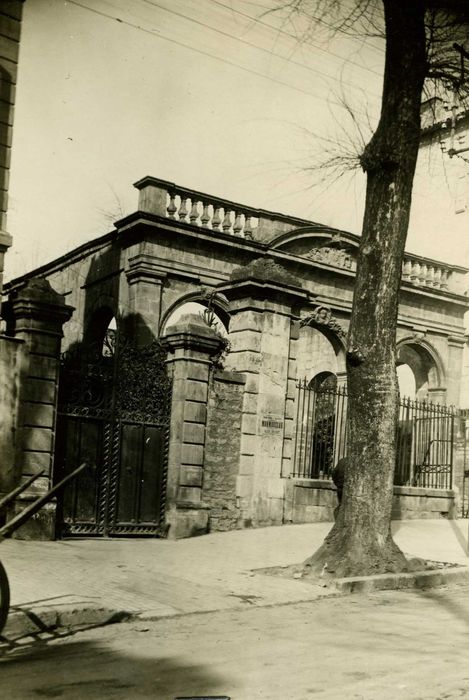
[209,0,383,78]
[66,0,379,119]
[139,0,382,98]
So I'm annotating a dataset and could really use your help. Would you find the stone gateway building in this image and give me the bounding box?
[2,176,468,539]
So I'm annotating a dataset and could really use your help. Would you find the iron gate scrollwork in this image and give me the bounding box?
[55,336,172,537]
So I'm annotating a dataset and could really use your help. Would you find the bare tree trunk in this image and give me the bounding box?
[306,0,427,577]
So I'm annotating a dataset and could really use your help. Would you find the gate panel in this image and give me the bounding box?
[140,426,164,521]
[112,421,166,534]
[55,338,171,537]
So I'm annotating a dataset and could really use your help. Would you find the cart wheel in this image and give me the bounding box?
[0,560,10,636]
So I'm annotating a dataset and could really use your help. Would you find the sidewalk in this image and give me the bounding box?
[1,519,468,641]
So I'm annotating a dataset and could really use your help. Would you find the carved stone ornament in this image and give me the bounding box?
[411,327,427,342]
[300,305,347,338]
[305,246,355,270]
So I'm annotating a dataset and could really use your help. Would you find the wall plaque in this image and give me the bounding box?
[260,413,284,435]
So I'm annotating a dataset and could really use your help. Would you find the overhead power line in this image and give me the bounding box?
[209,0,383,79]
[140,0,381,99]
[67,0,379,120]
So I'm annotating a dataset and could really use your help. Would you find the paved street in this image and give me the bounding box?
[1,519,469,698]
[2,584,469,700]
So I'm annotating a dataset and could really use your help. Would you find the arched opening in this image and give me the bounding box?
[161,301,229,337]
[308,371,337,478]
[83,306,116,355]
[309,371,337,391]
[102,316,117,357]
[396,341,443,401]
[293,325,345,479]
[395,341,447,487]
[397,363,416,399]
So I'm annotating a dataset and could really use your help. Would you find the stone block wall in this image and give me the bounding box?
[391,486,456,519]
[286,479,456,523]
[286,479,337,523]
[203,370,245,531]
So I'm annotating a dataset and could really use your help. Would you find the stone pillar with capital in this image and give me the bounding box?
[218,258,309,527]
[162,314,225,538]
[5,278,74,539]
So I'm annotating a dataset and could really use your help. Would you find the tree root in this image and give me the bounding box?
[300,529,410,580]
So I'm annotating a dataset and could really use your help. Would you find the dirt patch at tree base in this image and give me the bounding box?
[254,558,466,593]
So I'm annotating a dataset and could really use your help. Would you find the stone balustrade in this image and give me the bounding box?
[134,176,259,239]
[402,256,452,292]
[133,176,467,297]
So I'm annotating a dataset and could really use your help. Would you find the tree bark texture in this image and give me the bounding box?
[306,0,427,577]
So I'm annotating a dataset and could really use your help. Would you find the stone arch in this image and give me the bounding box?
[269,226,360,252]
[160,290,230,337]
[396,337,446,401]
[309,371,338,391]
[297,323,346,383]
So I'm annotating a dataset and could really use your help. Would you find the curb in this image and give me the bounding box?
[334,565,469,593]
[1,604,133,642]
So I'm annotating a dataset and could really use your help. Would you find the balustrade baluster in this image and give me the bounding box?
[167,192,177,219]
[410,262,420,285]
[212,206,222,230]
[222,208,232,233]
[440,268,449,290]
[189,199,199,225]
[418,263,427,285]
[402,259,412,281]
[233,211,243,236]
[201,202,210,228]
[433,267,442,288]
[179,197,188,221]
[244,215,253,239]
[426,265,435,286]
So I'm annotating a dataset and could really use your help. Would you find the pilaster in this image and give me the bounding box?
[447,335,466,406]
[125,253,166,346]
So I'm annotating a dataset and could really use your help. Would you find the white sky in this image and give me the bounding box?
[5,0,469,281]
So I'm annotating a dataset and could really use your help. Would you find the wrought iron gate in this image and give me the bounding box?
[54,337,171,537]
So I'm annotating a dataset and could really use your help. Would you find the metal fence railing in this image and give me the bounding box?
[292,380,455,489]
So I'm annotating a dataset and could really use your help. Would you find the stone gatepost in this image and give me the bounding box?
[6,278,73,539]
[219,259,308,528]
[162,314,225,539]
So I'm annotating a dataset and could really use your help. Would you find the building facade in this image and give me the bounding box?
[2,175,468,539]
